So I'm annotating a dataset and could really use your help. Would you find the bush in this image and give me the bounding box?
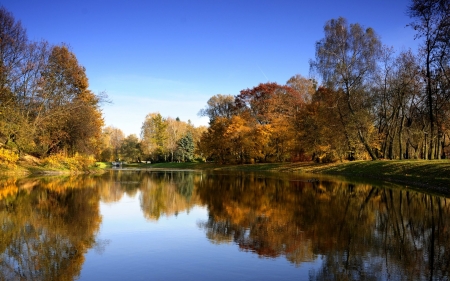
[314,151,339,163]
[42,153,96,171]
[322,152,339,163]
[0,148,19,167]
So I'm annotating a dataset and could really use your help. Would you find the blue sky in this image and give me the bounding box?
[2,0,417,137]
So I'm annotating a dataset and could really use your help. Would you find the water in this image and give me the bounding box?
[0,170,449,280]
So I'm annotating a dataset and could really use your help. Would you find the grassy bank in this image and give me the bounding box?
[310,160,450,191]
[115,160,450,192]
[5,158,450,193]
[1,154,105,176]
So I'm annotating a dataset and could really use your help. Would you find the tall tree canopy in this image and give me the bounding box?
[408,0,450,159]
[311,17,382,160]
[0,7,104,157]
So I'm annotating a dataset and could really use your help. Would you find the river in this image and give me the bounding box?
[0,169,449,280]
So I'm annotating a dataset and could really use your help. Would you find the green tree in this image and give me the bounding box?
[120,134,142,162]
[177,132,195,162]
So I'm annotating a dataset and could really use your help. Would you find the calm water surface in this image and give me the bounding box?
[1,170,449,280]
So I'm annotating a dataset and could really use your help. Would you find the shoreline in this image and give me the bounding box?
[2,160,450,195]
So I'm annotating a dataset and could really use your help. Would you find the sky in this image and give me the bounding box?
[1,0,418,137]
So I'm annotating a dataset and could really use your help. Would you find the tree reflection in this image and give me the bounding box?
[2,171,450,280]
[196,172,450,279]
[95,170,201,220]
[139,171,200,220]
[0,176,102,280]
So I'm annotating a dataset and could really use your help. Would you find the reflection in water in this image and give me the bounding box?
[196,173,450,280]
[96,170,200,220]
[1,171,450,280]
[0,176,102,280]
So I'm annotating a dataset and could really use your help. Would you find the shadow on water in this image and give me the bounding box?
[1,170,450,280]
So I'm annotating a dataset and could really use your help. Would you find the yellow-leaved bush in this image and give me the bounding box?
[0,148,19,167]
[42,153,96,171]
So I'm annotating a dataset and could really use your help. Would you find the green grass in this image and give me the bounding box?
[116,160,450,192]
[305,160,450,194]
[95,162,111,169]
[11,159,449,193]
[120,161,287,171]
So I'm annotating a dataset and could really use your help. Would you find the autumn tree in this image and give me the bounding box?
[165,117,188,161]
[199,117,234,163]
[198,94,236,123]
[33,45,104,156]
[374,49,423,159]
[0,8,49,154]
[296,87,350,162]
[235,82,304,162]
[0,7,105,158]
[286,74,316,104]
[98,126,125,161]
[141,113,168,162]
[408,0,450,159]
[120,134,142,162]
[311,17,382,160]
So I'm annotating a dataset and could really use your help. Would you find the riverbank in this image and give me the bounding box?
[119,160,450,194]
[3,159,450,194]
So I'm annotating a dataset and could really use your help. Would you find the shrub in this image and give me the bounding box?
[0,148,19,167]
[42,153,96,171]
[322,152,339,163]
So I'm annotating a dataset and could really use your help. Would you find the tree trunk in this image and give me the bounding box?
[357,128,377,160]
[424,133,428,160]
[405,140,409,159]
[436,132,442,160]
[388,139,394,160]
[426,50,434,160]
[398,115,405,160]
[344,91,377,160]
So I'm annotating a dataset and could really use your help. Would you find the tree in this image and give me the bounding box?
[35,45,104,156]
[100,126,125,161]
[311,17,382,160]
[0,7,105,158]
[120,134,142,162]
[198,94,236,123]
[286,74,316,104]
[199,117,233,163]
[0,7,27,95]
[235,82,305,161]
[0,8,48,154]
[236,82,296,125]
[177,132,195,162]
[141,112,168,161]
[296,87,350,162]
[374,49,423,159]
[165,117,188,162]
[408,0,450,159]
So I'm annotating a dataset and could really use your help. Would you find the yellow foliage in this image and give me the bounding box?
[0,148,19,167]
[42,153,96,171]
[0,178,19,200]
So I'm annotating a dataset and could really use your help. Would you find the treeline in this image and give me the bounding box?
[2,1,449,166]
[97,0,450,165]
[199,1,450,164]
[0,7,104,158]
[97,115,206,163]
